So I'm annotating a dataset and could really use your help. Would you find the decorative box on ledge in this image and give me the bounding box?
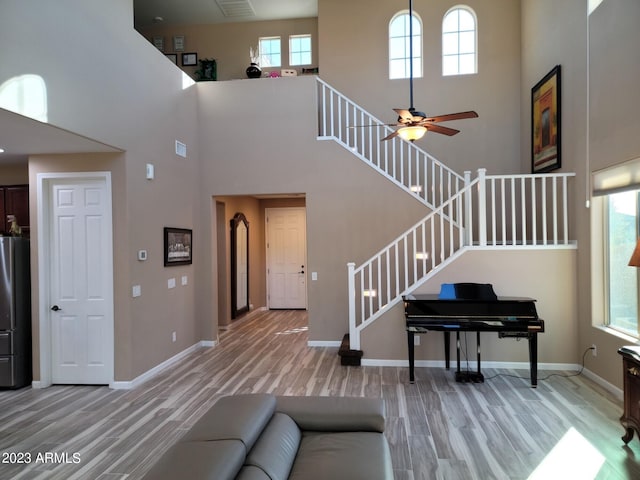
[338,334,363,366]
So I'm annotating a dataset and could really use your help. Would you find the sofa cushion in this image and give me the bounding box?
[276,396,386,433]
[141,439,245,480]
[244,412,301,480]
[235,465,271,480]
[183,394,276,453]
[288,432,394,480]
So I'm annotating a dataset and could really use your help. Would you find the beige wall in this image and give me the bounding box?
[196,77,429,341]
[138,18,319,81]
[363,249,577,364]
[3,0,639,391]
[318,0,522,176]
[522,0,640,390]
[1,0,202,382]
[0,164,29,184]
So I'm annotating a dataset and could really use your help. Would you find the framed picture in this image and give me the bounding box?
[152,36,164,52]
[182,52,197,66]
[173,35,185,52]
[531,65,561,173]
[164,227,192,266]
[165,53,177,64]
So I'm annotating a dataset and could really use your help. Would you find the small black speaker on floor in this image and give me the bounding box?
[338,334,363,366]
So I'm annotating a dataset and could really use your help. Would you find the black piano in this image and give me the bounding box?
[403,283,544,387]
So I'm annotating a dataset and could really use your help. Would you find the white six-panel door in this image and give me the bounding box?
[266,207,307,309]
[47,175,114,385]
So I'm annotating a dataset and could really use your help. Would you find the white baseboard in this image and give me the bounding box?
[109,340,217,390]
[360,359,583,370]
[308,341,341,347]
[583,367,623,401]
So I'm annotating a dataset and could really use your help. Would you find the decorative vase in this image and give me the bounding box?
[246,63,261,79]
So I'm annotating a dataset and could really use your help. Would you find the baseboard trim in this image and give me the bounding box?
[583,367,623,401]
[308,341,341,347]
[110,340,217,390]
[360,359,583,371]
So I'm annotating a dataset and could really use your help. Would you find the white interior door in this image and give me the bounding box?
[266,207,307,309]
[47,175,114,385]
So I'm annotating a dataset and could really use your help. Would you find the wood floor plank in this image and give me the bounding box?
[1,309,639,479]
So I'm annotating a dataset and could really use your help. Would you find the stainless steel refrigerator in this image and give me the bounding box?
[0,237,31,388]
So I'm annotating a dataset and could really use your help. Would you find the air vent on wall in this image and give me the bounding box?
[215,0,256,18]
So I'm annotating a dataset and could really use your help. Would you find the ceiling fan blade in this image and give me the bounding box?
[381,130,401,141]
[424,123,460,136]
[393,108,413,122]
[424,111,479,123]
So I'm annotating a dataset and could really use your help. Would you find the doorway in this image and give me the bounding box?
[37,172,114,386]
[265,207,307,309]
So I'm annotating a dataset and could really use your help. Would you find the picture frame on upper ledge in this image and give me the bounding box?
[531,65,561,173]
[173,35,185,52]
[182,52,197,67]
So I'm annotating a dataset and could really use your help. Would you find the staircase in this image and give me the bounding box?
[315,78,575,356]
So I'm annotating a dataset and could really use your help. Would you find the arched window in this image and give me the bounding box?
[0,74,48,122]
[442,6,477,76]
[389,11,422,80]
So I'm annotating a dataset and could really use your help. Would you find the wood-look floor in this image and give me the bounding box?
[1,309,639,479]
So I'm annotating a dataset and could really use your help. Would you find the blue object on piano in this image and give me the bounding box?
[438,283,456,299]
[438,283,498,300]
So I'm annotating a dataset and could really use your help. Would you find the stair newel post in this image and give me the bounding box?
[347,262,360,350]
[464,170,472,246]
[477,168,487,246]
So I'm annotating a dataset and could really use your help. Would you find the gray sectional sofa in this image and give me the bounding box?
[142,393,394,479]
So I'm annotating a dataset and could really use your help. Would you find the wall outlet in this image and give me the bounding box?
[414,335,420,346]
[591,344,597,357]
[172,331,176,342]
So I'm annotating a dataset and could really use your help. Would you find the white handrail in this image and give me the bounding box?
[347,170,575,350]
[316,77,465,210]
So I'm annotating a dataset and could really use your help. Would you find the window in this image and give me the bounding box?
[0,74,47,122]
[389,11,422,80]
[289,34,312,66]
[605,190,640,337]
[442,6,477,76]
[259,36,281,67]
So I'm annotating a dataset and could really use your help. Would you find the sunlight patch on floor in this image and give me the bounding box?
[527,427,605,479]
[275,326,309,335]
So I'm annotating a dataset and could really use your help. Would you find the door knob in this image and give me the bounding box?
[51,305,61,312]
[299,270,305,274]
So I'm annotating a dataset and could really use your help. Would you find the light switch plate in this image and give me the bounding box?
[168,278,176,289]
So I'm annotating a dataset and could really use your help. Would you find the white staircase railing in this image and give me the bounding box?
[316,77,465,210]
[347,170,575,350]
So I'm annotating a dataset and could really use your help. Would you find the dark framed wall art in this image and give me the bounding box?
[531,65,561,173]
[182,52,197,66]
[164,227,192,266]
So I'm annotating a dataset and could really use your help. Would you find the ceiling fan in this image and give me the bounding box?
[376,0,478,142]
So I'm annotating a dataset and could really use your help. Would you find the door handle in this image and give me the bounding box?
[298,270,305,274]
[51,305,61,312]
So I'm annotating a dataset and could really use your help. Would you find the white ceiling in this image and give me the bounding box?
[134,0,318,28]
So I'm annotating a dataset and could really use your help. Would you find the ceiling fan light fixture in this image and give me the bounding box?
[397,125,427,142]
